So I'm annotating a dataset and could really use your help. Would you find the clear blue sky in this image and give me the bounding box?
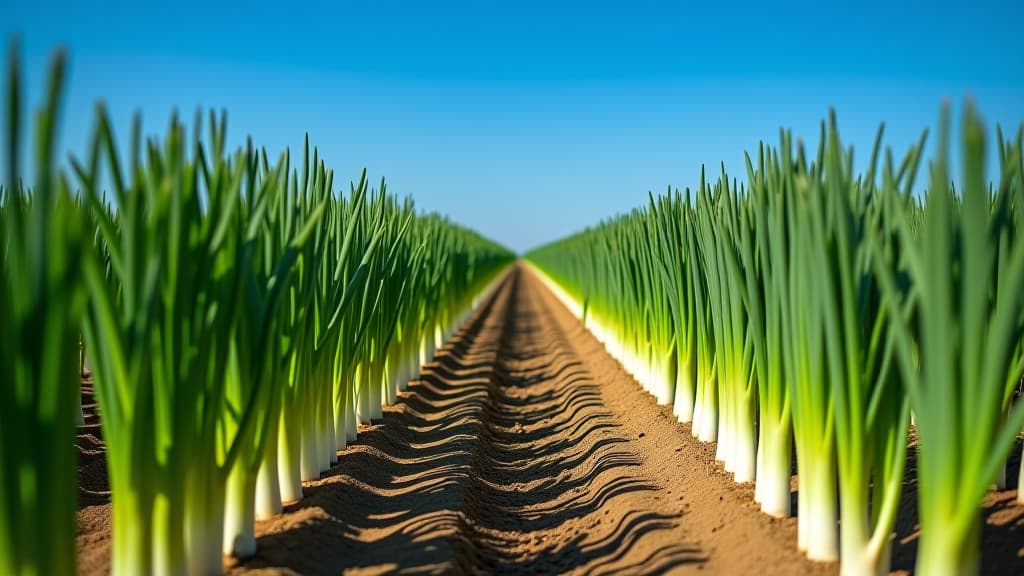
[5,0,1024,252]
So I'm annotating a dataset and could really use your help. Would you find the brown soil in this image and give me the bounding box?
[75,263,1024,575]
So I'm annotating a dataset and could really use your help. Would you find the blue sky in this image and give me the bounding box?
[5,0,1024,252]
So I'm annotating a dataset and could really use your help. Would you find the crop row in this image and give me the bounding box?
[0,50,514,575]
[528,107,1024,576]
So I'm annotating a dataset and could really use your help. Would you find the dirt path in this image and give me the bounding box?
[76,264,1024,574]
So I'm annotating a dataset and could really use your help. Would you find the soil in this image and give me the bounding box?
[75,263,1024,575]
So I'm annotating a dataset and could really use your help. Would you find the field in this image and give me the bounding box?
[71,265,1024,575]
[4,43,1024,576]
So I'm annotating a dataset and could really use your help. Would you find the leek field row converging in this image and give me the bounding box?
[0,49,513,575]
[528,107,1024,576]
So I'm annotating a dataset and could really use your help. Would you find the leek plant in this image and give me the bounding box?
[994,125,1024,500]
[330,184,384,450]
[356,190,412,425]
[648,191,698,421]
[638,209,678,405]
[686,202,719,444]
[1,47,87,576]
[254,146,315,518]
[76,108,224,574]
[873,106,1024,576]
[738,146,792,518]
[775,129,840,561]
[695,172,757,483]
[811,117,925,576]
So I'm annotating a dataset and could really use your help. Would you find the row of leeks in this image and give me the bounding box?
[527,105,1024,576]
[0,49,514,575]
